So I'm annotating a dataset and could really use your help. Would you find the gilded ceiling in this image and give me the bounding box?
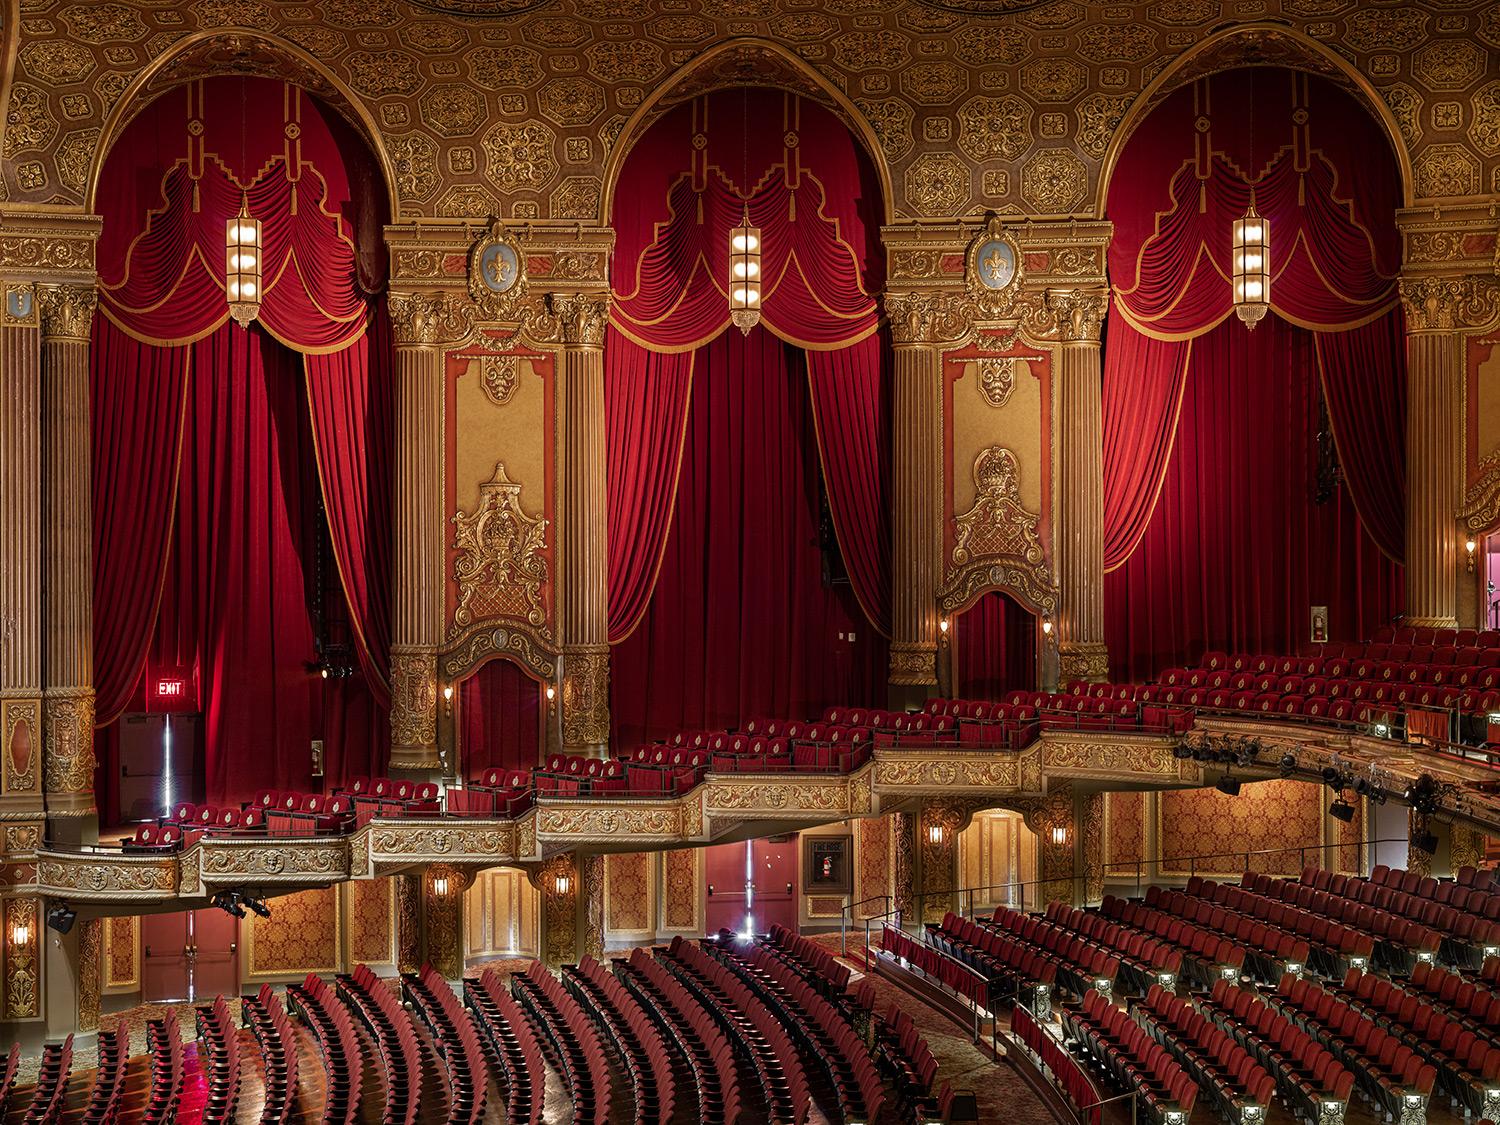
[1,0,1497,224]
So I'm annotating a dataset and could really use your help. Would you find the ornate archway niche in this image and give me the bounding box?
[601,37,895,227]
[87,31,399,219]
[1098,23,1416,216]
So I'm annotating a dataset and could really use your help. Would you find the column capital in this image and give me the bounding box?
[37,283,96,342]
[388,289,476,348]
[1045,286,1109,345]
[883,287,971,347]
[538,291,610,348]
[1398,274,1500,334]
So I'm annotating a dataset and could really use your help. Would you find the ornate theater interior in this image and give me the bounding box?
[1,0,1499,1121]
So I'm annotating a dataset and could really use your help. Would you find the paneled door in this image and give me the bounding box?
[140,909,239,1002]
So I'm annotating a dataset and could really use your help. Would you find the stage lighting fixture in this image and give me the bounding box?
[1278,753,1297,778]
[45,904,76,935]
[1173,742,1194,760]
[1329,800,1355,823]
[1215,776,1242,797]
[1413,832,1439,856]
[211,890,246,918]
[244,893,271,919]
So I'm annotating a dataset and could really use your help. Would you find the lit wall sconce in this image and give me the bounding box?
[553,874,571,896]
[545,685,557,712]
[1467,538,1478,573]
[1041,616,1054,638]
[938,617,949,638]
[1050,826,1068,847]
[10,923,29,947]
[432,875,449,896]
[441,683,454,716]
[927,824,946,846]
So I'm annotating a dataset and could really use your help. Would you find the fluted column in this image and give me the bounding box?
[889,342,943,698]
[39,284,98,820]
[1050,289,1110,683]
[389,292,471,772]
[554,294,611,754]
[1404,328,1460,628]
[1,283,44,813]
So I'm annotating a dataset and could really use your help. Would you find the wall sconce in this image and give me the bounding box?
[1050,826,1068,847]
[10,924,29,947]
[545,685,557,714]
[1041,616,1054,638]
[432,875,449,896]
[1467,538,1478,573]
[938,617,949,638]
[927,824,946,846]
[441,683,454,716]
[553,874,571,896]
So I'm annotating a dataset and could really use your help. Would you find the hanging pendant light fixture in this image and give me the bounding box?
[1232,200,1269,329]
[729,205,761,334]
[1232,77,1270,329]
[226,195,262,328]
[728,87,761,334]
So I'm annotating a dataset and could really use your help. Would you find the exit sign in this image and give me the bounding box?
[149,671,196,712]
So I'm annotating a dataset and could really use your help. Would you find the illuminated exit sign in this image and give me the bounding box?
[149,671,196,712]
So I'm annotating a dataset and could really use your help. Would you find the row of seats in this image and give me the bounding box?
[1198,977,1355,1123]
[241,986,298,1125]
[403,966,489,1125]
[920,914,1054,1008]
[449,768,533,817]
[874,1006,954,1123]
[81,1021,129,1125]
[885,922,998,1012]
[22,1033,73,1124]
[194,996,241,1124]
[1137,984,1276,1119]
[1063,988,1197,1124]
[765,922,853,994]
[565,955,676,1125]
[337,964,424,1125]
[1298,866,1500,968]
[287,974,363,1125]
[1042,901,1185,996]
[143,1011,183,1125]
[514,961,615,1125]
[1168,879,1376,975]
[537,751,709,797]
[1240,872,1441,971]
[1097,893,1248,987]
[465,971,546,1125]
[988,906,1123,997]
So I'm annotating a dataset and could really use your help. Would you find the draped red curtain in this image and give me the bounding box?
[955,592,1038,700]
[1102,68,1406,677]
[305,303,394,702]
[606,88,891,641]
[1105,317,1403,681]
[92,318,191,726]
[458,659,542,775]
[604,329,694,643]
[610,327,887,748]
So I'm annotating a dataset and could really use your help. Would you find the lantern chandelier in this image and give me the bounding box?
[225,195,262,329]
[1231,86,1270,329]
[728,87,762,334]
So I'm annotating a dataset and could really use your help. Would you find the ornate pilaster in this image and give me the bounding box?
[395,872,422,975]
[75,917,101,1034]
[39,284,98,818]
[885,298,953,696]
[537,852,580,969]
[1050,288,1110,683]
[917,803,963,923]
[389,291,472,771]
[1016,782,1078,908]
[1407,807,1433,878]
[1080,790,1105,906]
[2,898,38,1020]
[423,865,465,980]
[892,811,916,922]
[1449,823,1485,873]
[580,852,605,962]
[554,293,612,753]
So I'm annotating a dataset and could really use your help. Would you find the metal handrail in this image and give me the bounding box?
[839,895,890,955]
[1100,835,1410,898]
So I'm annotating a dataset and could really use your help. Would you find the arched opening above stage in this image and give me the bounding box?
[90,76,393,818]
[604,87,893,747]
[1101,67,1405,682]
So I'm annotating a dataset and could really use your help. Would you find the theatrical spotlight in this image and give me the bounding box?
[1173,740,1194,760]
[1215,775,1242,797]
[1278,753,1298,778]
[1329,799,1355,823]
[211,890,246,918]
[243,893,271,919]
[1404,774,1443,815]
[45,904,76,935]
[1353,777,1388,805]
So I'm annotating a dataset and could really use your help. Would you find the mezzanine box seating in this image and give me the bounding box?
[465,970,547,1125]
[241,985,298,1125]
[340,777,442,821]
[540,750,709,797]
[449,768,534,816]
[1063,989,1197,1125]
[1270,972,1438,1118]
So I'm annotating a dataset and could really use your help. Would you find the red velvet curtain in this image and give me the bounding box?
[92,318,191,726]
[806,333,893,636]
[458,658,542,775]
[305,303,394,702]
[1104,68,1406,585]
[610,327,887,748]
[606,88,891,642]
[955,592,1038,700]
[605,329,694,643]
[1105,316,1403,681]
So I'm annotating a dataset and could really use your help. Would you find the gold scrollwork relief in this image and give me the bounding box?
[941,446,1057,615]
[978,357,1017,407]
[450,462,550,636]
[561,646,610,747]
[1399,275,1500,333]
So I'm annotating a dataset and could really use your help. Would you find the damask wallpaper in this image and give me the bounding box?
[605,851,653,936]
[248,886,340,978]
[348,877,394,965]
[104,915,138,991]
[1158,779,1324,877]
[659,847,700,933]
[1104,790,1144,871]
[2,0,1496,224]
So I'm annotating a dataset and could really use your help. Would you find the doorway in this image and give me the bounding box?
[140,909,239,1003]
[704,836,799,937]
